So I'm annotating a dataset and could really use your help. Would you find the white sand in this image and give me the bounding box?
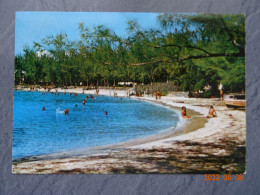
[122,94,245,150]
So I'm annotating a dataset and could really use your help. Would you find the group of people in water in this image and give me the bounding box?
[41,93,108,115]
[40,88,217,118]
[181,105,217,119]
[82,95,94,105]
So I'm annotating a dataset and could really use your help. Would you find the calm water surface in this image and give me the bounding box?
[13,91,179,159]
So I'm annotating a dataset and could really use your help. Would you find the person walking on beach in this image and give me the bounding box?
[195,91,199,98]
[205,105,217,118]
[158,90,161,100]
[96,88,99,95]
[155,91,158,100]
[181,106,191,118]
[220,90,224,101]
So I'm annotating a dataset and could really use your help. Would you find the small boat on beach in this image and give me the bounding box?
[224,93,246,109]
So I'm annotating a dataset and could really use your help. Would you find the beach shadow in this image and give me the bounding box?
[106,138,245,174]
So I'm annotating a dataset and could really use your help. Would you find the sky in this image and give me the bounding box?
[15,12,161,55]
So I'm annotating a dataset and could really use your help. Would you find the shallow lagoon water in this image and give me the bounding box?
[13,91,179,160]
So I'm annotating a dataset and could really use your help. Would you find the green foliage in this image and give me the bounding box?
[15,14,245,94]
[161,91,168,96]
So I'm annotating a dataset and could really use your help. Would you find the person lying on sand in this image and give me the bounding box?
[181,106,191,118]
[204,105,217,118]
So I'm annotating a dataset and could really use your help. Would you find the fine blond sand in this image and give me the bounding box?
[12,87,246,174]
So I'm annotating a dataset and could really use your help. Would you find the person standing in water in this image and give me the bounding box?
[181,106,191,118]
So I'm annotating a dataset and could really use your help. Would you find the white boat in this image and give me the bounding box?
[224,93,246,109]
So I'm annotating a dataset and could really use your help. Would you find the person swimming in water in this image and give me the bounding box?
[42,107,45,111]
[104,111,108,115]
[64,109,69,114]
[181,106,191,118]
[82,99,86,105]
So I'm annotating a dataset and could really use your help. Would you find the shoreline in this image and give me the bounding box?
[12,88,246,174]
[12,97,206,163]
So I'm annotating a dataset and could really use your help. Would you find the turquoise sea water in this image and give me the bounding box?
[13,91,179,160]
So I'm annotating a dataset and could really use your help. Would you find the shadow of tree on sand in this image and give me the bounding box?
[109,139,245,174]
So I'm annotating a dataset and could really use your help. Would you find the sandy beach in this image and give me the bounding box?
[12,87,246,174]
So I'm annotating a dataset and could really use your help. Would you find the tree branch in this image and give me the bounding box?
[126,51,244,66]
[153,44,213,55]
[129,60,164,66]
[172,52,244,63]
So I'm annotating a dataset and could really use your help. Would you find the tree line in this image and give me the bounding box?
[15,13,245,96]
